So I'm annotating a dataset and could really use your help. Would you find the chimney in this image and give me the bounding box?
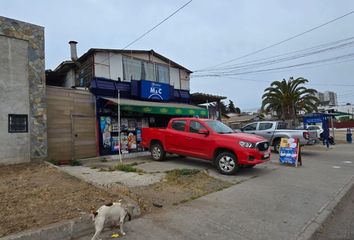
[68,41,78,61]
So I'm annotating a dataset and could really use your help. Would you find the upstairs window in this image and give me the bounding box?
[123,57,141,81]
[156,64,169,84]
[8,114,28,133]
[122,56,170,83]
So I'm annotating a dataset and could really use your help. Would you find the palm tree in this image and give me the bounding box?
[261,77,319,120]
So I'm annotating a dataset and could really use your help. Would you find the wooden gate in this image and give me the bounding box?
[47,86,97,161]
[71,115,97,159]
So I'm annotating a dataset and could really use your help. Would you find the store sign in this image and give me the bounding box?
[279,138,300,167]
[141,80,170,101]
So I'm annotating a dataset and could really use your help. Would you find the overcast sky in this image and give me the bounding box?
[2,0,354,111]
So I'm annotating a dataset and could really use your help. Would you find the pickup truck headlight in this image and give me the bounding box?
[239,141,255,148]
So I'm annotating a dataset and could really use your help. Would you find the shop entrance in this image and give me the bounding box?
[71,115,97,159]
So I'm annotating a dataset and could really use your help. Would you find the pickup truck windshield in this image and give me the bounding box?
[205,120,234,134]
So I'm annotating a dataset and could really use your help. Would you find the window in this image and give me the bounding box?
[156,64,169,84]
[189,121,206,133]
[171,120,186,131]
[123,56,170,83]
[123,57,142,81]
[8,114,28,133]
[259,123,273,130]
[142,61,155,81]
[276,122,288,130]
[243,123,257,131]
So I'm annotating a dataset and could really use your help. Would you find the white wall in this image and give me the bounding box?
[0,36,30,164]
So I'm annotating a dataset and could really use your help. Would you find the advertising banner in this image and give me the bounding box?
[140,80,170,101]
[279,138,300,167]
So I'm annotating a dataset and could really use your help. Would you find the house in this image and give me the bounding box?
[46,42,209,159]
[0,16,46,164]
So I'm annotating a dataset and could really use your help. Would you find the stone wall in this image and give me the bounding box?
[0,16,47,163]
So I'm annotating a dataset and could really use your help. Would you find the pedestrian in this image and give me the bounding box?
[322,128,330,148]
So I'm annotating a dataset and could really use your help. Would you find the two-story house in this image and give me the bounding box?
[46,42,208,157]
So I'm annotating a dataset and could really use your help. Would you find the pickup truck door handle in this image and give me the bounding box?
[185,137,192,140]
[267,132,272,134]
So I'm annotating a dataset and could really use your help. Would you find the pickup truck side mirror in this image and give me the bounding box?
[198,129,209,135]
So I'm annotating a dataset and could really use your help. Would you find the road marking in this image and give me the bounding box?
[343,161,352,164]
[332,166,341,169]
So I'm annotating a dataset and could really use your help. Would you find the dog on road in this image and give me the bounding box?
[91,201,132,240]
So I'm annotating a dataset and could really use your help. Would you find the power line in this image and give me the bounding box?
[197,37,354,73]
[122,0,192,49]
[194,10,354,72]
[95,1,192,66]
[193,76,354,87]
[192,52,354,77]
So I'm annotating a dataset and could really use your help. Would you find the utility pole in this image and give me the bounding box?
[118,90,122,163]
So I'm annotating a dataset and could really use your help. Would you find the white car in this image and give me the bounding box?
[307,125,324,139]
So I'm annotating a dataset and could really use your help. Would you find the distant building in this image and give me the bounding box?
[315,91,337,107]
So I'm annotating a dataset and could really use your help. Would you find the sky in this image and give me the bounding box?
[1,0,354,111]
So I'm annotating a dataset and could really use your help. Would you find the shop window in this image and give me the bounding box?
[171,120,186,131]
[189,121,206,133]
[8,114,28,133]
[156,64,169,84]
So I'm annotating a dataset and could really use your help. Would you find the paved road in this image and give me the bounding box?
[77,144,354,240]
[312,181,354,240]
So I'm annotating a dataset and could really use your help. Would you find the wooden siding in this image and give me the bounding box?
[46,86,97,160]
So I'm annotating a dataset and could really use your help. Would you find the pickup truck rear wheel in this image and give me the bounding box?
[215,152,239,175]
[273,139,281,153]
[151,143,165,161]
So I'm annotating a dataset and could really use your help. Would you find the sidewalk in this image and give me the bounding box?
[75,144,354,240]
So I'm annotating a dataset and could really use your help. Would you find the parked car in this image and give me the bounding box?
[306,125,324,140]
[142,118,271,175]
[239,121,317,153]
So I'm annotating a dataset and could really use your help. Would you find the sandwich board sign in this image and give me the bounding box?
[279,138,300,167]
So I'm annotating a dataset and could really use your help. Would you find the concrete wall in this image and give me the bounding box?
[0,16,46,164]
[0,36,30,163]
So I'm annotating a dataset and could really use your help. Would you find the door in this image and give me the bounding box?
[184,120,211,158]
[72,115,97,159]
[165,119,189,155]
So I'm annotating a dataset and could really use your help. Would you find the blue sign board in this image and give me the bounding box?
[279,138,300,166]
[141,80,170,101]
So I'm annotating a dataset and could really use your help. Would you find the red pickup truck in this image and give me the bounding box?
[142,118,271,175]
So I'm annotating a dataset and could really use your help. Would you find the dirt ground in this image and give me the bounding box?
[114,169,232,213]
[0,163,231,237]
[0,163,120,237]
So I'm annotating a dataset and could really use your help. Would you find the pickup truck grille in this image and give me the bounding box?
[256,141,270,151]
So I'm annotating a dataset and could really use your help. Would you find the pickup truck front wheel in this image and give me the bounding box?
[215,152,239,175]
[151,143,165,161]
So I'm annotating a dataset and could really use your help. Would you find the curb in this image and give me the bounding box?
[296,174,354,240]
[0,215,93,240]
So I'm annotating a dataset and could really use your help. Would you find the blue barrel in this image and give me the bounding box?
[347,128,352,143]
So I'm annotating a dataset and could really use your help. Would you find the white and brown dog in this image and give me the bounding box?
[91,201,132,240]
